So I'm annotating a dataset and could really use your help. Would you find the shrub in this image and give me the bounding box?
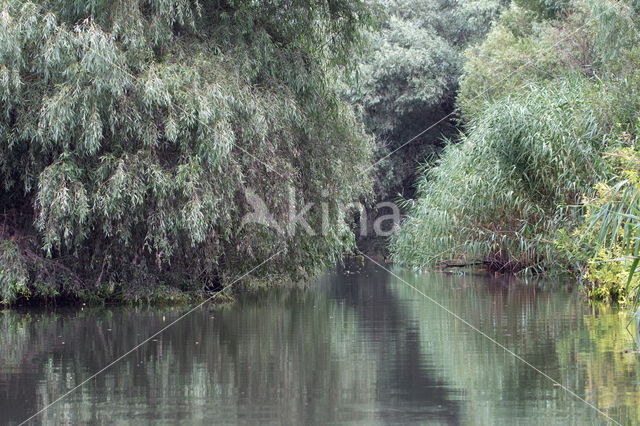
[457,0,640,123]
[456,5,564,121]
[571,148,640,304]
[393,0,640,288]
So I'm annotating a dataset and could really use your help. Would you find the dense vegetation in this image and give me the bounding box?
[0,0,374,304]
[4,0,640,306]
[393,0,640,304]
[345,0,505,201]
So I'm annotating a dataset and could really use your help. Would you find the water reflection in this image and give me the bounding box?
[387,268,640,425]
[1,263,639,425]
[321,263,463,424]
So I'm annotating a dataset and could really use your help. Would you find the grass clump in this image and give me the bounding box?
[392,78,610,273]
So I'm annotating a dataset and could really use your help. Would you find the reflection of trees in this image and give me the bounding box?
[0,292,380,424]
[1,264,465,425]
[387,269,640,425]
[324,261,463,425]
[0,307,182,424]
[575,309,640,422]
[2,267,640,425]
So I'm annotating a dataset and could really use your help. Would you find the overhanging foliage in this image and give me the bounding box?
[0,0,374,303]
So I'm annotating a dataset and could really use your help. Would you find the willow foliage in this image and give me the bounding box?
[0,0,374,303]
[458,0,640,122]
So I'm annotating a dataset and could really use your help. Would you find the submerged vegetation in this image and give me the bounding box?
[393,0,640,305]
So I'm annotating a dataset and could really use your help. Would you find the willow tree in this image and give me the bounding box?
[0,0,374,303]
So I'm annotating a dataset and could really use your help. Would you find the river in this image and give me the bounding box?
[1,261,639,425]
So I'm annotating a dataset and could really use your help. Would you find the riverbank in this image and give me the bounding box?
[392,1,640,305]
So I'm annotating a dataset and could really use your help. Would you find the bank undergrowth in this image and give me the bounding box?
[392,0,640,304]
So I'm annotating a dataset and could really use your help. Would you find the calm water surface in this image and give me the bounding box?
[1,262,639,425]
